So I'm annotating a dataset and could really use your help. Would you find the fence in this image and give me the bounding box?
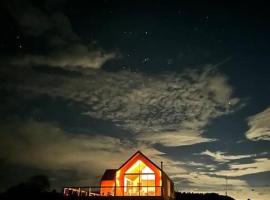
[63,186,163,197]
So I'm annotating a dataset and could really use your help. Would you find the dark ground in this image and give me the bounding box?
[0,175,235,200]
[0,190,235,200]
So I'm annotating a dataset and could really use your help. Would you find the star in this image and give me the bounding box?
[177,9,183,15]
[142,57,150,63]
[167,58,173,65]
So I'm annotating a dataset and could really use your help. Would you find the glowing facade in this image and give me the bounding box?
[100,151,174,198]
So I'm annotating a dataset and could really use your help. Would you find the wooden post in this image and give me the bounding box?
[161,161,163,197]
[114,179,116,196]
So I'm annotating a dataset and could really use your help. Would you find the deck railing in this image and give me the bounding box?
[63,186,163,197]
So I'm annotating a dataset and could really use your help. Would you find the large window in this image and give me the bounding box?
[124,160,156,196]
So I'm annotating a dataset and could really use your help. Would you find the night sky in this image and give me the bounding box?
[0,1,270,200]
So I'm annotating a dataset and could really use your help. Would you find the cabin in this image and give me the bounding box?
[100,151,174,199]
[64,151,174,199]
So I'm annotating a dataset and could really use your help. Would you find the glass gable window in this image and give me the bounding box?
[124,160,156,196]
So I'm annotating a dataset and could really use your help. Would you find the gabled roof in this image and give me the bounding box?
[100,151,173,183]
[118,150,162,171]
[101,169,116,181]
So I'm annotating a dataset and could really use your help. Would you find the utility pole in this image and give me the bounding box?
[161,161,163,197]
[225,176,228,196]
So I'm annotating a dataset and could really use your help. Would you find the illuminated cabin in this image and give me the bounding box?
[100,151,174,199]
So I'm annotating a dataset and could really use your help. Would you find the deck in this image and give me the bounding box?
[64,196,166,200]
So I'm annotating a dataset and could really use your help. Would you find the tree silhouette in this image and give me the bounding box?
[175,192,235,200]
[29,175,50,192]
[5,175,50,195]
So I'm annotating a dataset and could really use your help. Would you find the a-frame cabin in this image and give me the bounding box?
[100,151,174,199]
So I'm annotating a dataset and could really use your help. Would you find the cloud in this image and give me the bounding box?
[175,172,270,200]
[215,158,270,177]
[172,172,249,200]
[227,186,270,200]
[11,47,117,69]
[7,0,117,69]
[173,164,270,200]
[0,120,182,183]
[0,120,187,185]
[2,0,241,145]
[186,161,217,171]
[1,66,240,147]
[173,173,247,190]
[246,107,270,141]
[0,120,134,180]
[8,0,55,37]
[8,1,78,40]
[0,120,269,200]
[173,165,270,200]
[136,130,216,147]
[198,150,256,163]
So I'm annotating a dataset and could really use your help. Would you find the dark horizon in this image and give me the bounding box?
[0,1,269,200]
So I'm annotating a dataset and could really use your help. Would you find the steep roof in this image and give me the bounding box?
[100,151,173,183]
[118,151,174,183]
[101,169,116,181]
[118,150,162,171]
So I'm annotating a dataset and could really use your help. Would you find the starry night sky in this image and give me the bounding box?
[0,1,270,200]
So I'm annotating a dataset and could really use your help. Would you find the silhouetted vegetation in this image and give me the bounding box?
[0,175,61,200]
[175,192,235,200]
[0,175,237,200]
[6,175,50,194]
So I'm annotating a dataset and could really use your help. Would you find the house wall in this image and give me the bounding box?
[100,180,115,196]
[100,152,174,198]
[161,172,174,199]
[115,154,162,196]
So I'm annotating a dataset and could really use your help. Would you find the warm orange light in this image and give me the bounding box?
[66,152,173,198]
[100,180,115,196]
[115,153,162,196]
[116,170,120,179]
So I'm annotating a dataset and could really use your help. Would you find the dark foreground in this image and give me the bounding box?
[0,191,235,200]
[0,176,234,200]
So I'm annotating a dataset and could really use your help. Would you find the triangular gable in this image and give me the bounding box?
[118,151,161,174]
[114,151,163,195]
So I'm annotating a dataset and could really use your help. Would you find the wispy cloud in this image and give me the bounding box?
[246,107,270,141]
[198,150,256,163]
[0,120,134,179]
[186,161,217,171]
[172,172,247,195]
[3,1,241,146]
[7,0,117,69]
[11,48,117,69]
[174,173,247,188]
[215,158,270,177]
[0,119,187,184]
[1,66,240,146]
[0,120,268,200]
[174,160,270,200]
[173,167,270,200]
[227,186,270,200]
[136,130,216,147]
